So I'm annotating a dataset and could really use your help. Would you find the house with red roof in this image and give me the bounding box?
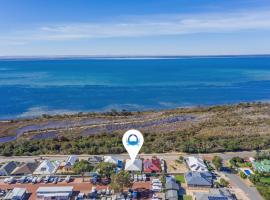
[143,157,161,173]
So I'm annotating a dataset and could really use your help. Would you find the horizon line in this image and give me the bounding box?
[0,53,270,60]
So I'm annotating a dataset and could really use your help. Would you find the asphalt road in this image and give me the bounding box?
[224,171,263,200]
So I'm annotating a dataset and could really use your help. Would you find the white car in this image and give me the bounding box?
[32,177,37,184]
[151,185,162,192]
[152,179,161,183]
[152,193,160,200]
[7,177,15,184]
[65,175,71,183]
[37,176,42,183]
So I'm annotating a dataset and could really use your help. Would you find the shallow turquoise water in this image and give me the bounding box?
[0,56,270,119]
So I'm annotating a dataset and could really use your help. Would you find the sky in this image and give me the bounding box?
[0,0,270,56]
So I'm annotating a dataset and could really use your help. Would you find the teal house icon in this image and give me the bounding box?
[127,134,140,146]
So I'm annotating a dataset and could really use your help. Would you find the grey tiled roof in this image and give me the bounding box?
[165,190,178,200]
[194,188,236,200]
[1,161,17,175]
[165,177,180,190]
[185,171,213,187]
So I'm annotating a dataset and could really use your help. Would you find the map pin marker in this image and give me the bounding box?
[123,129,144,163]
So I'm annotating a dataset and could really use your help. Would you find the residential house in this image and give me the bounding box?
[185,156,208,172]
[165,176,180,200]
[194,188,236,200]
[185,171,213,188]
[165,176,180,190]
[33,160,60,175]
[125,159,142,172]
[11,161,39,176]
[4,188,27,200]
[0,161,17,176]
[88,156,103,166]
[104,156,124,169]
[143,157,161,173]
[104,156,121,164]
[36,186,73,200]
[63,155,78,171]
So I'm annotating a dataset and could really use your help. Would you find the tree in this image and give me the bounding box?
[160,173,166,186]
[219,178,229,187]
[110,170,132,193]
[240,171,247,179]
[95,162,116,178]
[230,157,244,167]
[249,174,260,184]
[212,156,223,171]
[72,160,94,174]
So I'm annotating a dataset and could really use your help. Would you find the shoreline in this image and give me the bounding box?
[0,101,264,122]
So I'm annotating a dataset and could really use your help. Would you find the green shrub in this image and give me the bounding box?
[240,171,247,179]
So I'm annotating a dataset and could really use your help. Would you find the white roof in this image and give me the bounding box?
[42,192,71,197]
[185,156,208,172]
[125,159,142,171]
[37,186,73,193]
[104,156,121,164]
[4,188,26,199]
[34,160,60,175]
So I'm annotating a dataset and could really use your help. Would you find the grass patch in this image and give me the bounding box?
[175,174,185,183]
[256,186,270,200]
[179,195,192,200]
[260,177,270,184]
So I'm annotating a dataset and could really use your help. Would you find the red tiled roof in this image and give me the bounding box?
[143,158,161,173]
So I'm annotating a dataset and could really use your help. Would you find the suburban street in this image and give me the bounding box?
[0,151,257,163]
[0,150,264,200]
[224,171,263,200]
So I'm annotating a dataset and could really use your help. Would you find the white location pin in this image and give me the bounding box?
[122,129,144,163]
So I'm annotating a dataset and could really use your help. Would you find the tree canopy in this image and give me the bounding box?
[110,170,132,193]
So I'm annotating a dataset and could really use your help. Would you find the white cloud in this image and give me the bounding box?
[2,9,270,44]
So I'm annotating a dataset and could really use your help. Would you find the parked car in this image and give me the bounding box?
[65,175,71,183]
[53,177,59,184]
[4,178,9,184]
[18,176,26,183]
[134,174,138,182]
[138,175,142,181]
[0,190,6,197]
[101,177,110,185]
[76,193,84,200]
[105,188,111,195]
[152,179,161,184]
[44,175,50,183]
[142,174,147,181]
[7,177,15,184]
[88,187,98,199]
[37,176,42,183]
[49,177,54,183]
[26,176,33,183]
[152,193,160,200]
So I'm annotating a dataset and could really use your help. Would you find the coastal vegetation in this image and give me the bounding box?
[0,103,270,156]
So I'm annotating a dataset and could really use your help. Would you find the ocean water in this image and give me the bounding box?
[0,56,270,119]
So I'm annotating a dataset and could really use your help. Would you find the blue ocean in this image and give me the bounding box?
[1,56,270,119]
